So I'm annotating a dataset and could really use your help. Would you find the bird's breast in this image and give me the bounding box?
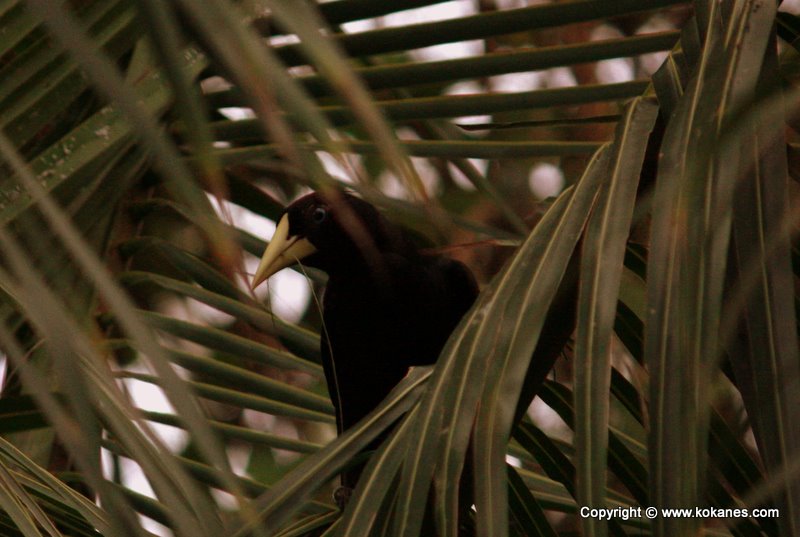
[322,275,445,366]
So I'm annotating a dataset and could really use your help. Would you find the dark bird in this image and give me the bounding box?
[250,191,478,495]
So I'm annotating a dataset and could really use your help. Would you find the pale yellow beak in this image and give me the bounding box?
[251,214,317,289]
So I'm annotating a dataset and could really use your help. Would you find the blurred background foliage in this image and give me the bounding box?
[0,0,799,536]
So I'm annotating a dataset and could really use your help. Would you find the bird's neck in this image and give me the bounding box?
[318,244,419,285]
[325,260,395,292]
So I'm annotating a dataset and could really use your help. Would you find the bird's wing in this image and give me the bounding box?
[437,257,479,324]
[383,254,479,366]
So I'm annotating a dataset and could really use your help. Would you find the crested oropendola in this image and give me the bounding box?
[251,191,479,498]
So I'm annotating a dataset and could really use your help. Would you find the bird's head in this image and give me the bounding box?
[251,192,402,289]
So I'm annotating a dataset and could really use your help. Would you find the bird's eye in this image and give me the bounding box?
[312,207,328,224]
